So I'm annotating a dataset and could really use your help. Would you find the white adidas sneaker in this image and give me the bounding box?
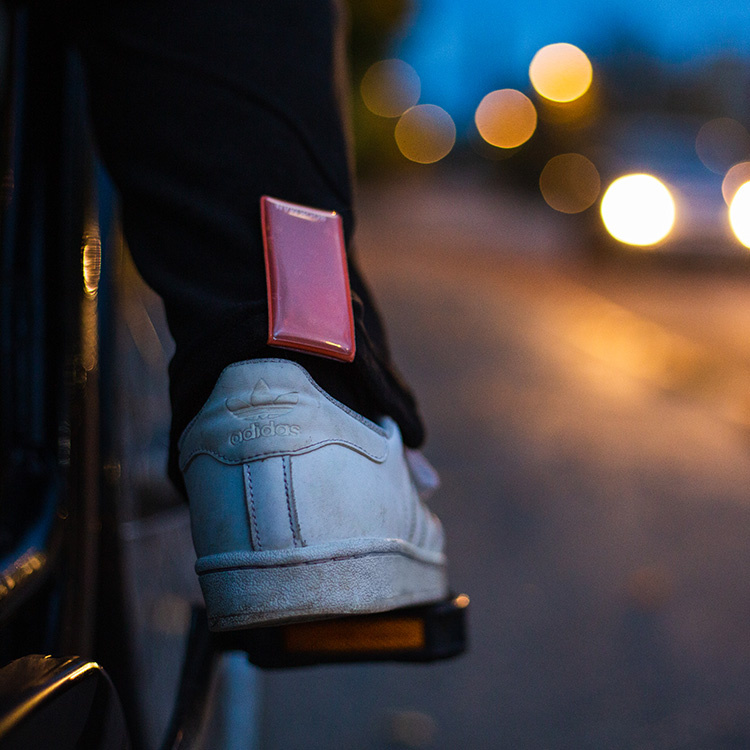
[178,359,448,630]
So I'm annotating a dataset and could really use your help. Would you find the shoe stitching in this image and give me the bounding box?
[181,437,387,469]
[407,492,418,545]
[416,508,429,548]
[282,456,305,548]
[413,501,431,549]
[244,464,262,551]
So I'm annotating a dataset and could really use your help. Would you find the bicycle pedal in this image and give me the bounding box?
[213,594,469,668]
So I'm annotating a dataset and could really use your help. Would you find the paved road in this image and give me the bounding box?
[261,177,750,750]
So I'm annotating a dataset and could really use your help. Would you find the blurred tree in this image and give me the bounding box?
[343,0,417,174]
[345,0,413,78]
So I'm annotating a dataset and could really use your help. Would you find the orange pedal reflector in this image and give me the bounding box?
[284,617,425,654]
[214,594,469,669]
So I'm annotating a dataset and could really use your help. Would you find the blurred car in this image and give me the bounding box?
[591,112,750,257]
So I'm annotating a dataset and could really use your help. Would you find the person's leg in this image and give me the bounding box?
[73,0,447,627]
[72,0,424,488]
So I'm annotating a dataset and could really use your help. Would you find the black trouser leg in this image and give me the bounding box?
[72,0,424,490]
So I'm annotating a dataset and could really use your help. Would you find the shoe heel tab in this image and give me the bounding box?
[178,359,389,472]
[179,360,312,450]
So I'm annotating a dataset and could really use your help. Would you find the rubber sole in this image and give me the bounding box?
[196,539,448,631]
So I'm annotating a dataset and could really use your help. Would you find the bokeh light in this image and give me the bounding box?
[600,174,676,247]
[474,89,537,149]
[540,154,600,214]
[729,182,750,248]
[361,59,421,118]
[721,161,750,205]
[395,104,456,164]
[529,43,593,103]
[695,118,750,175]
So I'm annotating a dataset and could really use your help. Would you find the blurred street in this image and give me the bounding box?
[8,2,750,748]
[260,175,750,749]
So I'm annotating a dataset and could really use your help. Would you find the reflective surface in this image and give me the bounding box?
[114,244,261,750]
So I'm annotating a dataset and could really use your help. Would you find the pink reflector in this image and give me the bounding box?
[261,196,355,363]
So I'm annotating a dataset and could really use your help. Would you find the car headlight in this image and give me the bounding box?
[600,174,676,247]
[729,181,750,248]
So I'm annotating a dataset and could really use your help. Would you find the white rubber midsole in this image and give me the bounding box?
[196,539,448,631]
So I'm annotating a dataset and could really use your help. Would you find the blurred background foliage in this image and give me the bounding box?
[344,0,417,173]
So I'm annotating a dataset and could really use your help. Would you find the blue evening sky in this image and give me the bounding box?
[394,0,750,125]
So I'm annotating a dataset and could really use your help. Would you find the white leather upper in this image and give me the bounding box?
[179,359,445,561]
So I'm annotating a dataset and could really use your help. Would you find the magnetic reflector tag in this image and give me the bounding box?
[261,196,355,363]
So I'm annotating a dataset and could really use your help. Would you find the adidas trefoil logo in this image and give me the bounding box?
[226,379,299,420]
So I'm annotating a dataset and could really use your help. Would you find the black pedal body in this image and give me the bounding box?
[214,594,469,669]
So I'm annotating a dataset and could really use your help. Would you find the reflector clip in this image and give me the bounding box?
[261,196,355,362]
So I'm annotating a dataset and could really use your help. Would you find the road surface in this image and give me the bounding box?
[261,176,750,750]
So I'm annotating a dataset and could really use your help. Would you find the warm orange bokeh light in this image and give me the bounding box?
[474,89,537,149]
[540,154,600,214]
[395,104,456,164]
[529,43,593,103]
[360,59,421,118]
